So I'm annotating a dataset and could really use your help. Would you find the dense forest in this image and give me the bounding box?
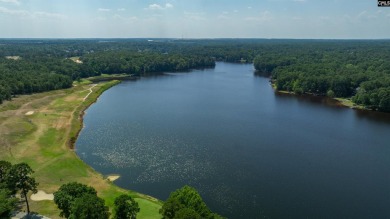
[0,39,390,112]
[253,40,390,112]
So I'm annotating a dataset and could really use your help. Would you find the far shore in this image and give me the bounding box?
[270,82,368,111]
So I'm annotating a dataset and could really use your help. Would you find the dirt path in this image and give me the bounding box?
[83,84,97,101]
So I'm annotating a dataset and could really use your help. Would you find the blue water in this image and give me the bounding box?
[77,62,390,219]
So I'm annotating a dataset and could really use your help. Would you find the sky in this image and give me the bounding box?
[0,0,389,39]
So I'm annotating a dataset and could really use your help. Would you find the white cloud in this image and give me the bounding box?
[33,11,66,19]
[112,14,137,22]
[218,11,229,20]
[0,6,27,16]
[148,4,162,10]
[0,6,66,19]
[218,15,229,20]
[357,10,367,18]
[355,10,381,20]
[0,0,20,5]
[117,8,126,12]
[245,11,272,22]
[98,8,111,12]
[146,3,173,10]
[184,11,206,21]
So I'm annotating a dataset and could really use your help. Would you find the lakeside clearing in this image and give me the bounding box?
[0,80,162,218]
[271,82,367,110]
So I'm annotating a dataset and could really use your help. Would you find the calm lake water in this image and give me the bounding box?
[76,62,390,219]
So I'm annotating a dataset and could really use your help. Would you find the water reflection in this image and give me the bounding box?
[275,91,390,123]
[354,109,390,124]
[254,70,272,78]
[275,91,345,107]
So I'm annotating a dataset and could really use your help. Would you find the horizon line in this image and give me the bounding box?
[0,37,390,41]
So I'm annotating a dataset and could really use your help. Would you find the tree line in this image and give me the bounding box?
[0,39,220,104]
[1,39,390,111]
[254,41,390,112]
[79,51,215,77]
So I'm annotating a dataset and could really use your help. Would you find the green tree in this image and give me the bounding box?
[0,188,17,218]
[6,163,38,214]
[327,90,335,98]
[69,194,109,219]
[0,161,11,183]
[173,208,201,219]
[113,194,140,219]
[53,182,97,218]
[160,185,223,219]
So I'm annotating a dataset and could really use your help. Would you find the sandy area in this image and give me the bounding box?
[5,56,21,60]
[30,190,54,201]
[107,174,120,182]
[69,57,83,64]
[25,111,34,115]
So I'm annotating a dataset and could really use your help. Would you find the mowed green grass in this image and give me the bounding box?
[0,81,162,218]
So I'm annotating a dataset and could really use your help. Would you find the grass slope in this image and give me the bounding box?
[0,80,162,218]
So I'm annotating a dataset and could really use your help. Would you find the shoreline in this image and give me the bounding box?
[271,82,369,111]
[70,80,162,208]
[0,80,162,218]
[68,80,121,149]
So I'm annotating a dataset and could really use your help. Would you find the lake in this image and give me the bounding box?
[76,62,390,219]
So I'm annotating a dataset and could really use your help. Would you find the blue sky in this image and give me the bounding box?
[0,0,388,38]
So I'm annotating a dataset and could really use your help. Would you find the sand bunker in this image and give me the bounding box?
[25,111,34,115]
[5,56,21,60]
[107,174,120,182]
[30,190,54,201]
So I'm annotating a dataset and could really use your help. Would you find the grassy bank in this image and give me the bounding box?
[86,74,137,83]
[0,81,162,218]
[334,98,366,110]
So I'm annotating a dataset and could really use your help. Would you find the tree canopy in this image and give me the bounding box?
[53,182,97,218]
[6,163,38,214]
[0,161,11,184]
[113,194,140,219]
[253,41,390,112]
[160,185,223,219]
[69,194,110,219]
[0,188,17,218]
